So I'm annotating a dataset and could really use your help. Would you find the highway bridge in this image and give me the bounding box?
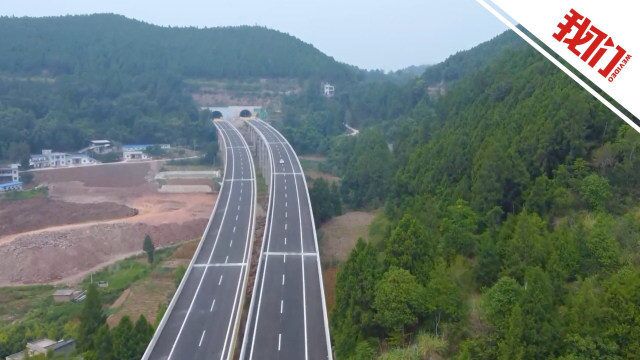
[240,119,332,360]
[143,120,257,360]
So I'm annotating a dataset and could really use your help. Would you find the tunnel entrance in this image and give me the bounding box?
[212,110,223,119]
[239,109,252,118]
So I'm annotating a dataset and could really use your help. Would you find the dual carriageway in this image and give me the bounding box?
[144,118,331,360]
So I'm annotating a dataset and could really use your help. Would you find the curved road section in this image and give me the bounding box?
[241,119,332,360]
[143,120,256,360]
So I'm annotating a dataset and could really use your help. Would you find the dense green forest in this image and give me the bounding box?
[279,32,527,155]
[0,15,354,79]
[313,31,640,359]
[0,14,356,163]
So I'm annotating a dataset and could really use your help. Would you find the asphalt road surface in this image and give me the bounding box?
[241,119,332,360]
[143,120,256,360]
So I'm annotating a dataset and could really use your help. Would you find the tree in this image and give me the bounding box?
[482,276,521,332]
[498,211,551,281]
[424,259,464,335]
[602,266,640,358]
[561,277,617,359]
[471,136,528,214]
[384,214,435,283]
[112,316,136,360]
[143,235,155,264]
[309,178,341,226]
[440,199,479,259]
[201,141,218,165]
[78,283,105,352]
[498,304,525,360]
[519,267,560,358]
[338,129,393,207]
[143,145,166,157]
[579,174,611,210]
[582,214,620,274]
[133,315,154,357]
[92,325,113,360]
[474,236,502,288]
[332,239,381,358]
[373,267,426,340]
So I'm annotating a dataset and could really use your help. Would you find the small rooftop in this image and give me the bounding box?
[0,163,20,169]
[48,339,75,351]
[53,289,76,296]
[90,140,111,144]
[0,181,22,189]
[29,338,57,349]
[123,144,153,148]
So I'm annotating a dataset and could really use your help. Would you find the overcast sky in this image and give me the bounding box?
[0,0,506,71]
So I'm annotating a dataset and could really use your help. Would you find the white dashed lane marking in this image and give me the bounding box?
[199,330,206,347]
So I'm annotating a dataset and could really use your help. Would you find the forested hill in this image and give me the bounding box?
[0,14,360,162]
[325,29,640,359]
[420,30,525,87]
[0,14,355,80]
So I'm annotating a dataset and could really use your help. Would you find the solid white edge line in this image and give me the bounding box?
[142,121,229,360]
[474,0,640,134]
[166,124,238,360]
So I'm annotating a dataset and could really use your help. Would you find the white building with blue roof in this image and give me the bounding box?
[0,163,22,192]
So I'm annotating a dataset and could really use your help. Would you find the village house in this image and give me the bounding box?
[52,289,84,303]
[4,338,75,360]
[322,82,335,97]
[0,163,22,192]
[123,149,149,161]
[123,144,170,152]
[88,139,113,154]
[29,150,98,169]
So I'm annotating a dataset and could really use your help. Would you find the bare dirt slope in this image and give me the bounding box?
[319,211,376,264]
[0,198,136,238]
[0,162,216,286]
[318,211,375,311]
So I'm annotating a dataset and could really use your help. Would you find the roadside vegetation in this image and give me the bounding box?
[0,240,192,359]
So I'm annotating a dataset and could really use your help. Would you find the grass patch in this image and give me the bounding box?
[82,248,175,304]
[0,285,53,326]
[0,247,182,358]
[368,210,392,248]
[256,171,268,196]
[1,187,48,202]
[300,158,323,173]
[161,158,214,172]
